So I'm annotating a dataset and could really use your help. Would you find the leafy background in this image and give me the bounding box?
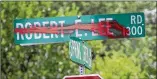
[0,1,156,79]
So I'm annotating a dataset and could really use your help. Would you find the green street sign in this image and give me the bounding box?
[14,13,145,45]
[69,37,92,69]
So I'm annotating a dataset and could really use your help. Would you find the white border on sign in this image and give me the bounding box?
[63,74,103,79]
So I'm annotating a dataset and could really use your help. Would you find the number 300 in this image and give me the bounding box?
[126,26,143,35]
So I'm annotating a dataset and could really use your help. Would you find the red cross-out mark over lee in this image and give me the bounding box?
[15,20,129,38]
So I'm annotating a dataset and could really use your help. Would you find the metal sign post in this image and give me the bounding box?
[79,65,85,75]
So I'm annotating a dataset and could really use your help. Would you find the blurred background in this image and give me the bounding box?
[0,1,156,79]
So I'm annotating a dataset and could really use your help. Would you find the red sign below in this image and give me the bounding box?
[63,74,103,79]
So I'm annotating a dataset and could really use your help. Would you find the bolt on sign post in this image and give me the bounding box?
[69,37,92,70]
[14,13,145,46]
[79,65,85,75]
[63,74,103,79]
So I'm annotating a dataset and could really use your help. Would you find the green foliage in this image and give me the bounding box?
[1,1,156,79]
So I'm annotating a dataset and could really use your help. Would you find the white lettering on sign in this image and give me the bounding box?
[59,21,65,37]
[34,22,42,39]
[137,26,142,35]
[16,23,24,40]
[91,18,113,36]
[16,20,66,40]
[137,15,142,24]
[82,44,91,66]
[15,17,114,41]
[131,15,143,24]
[126,26,143,36]
[89,49,92,67]
[43,21,49,27]
[25,22,32,40]
[43,21,50,39]
[132,26,136,35]
[91,19,98,36]
[77,42,81,60]
[129,15,144,36]
[99,18,105,22]
[50,21,58,38]
[69,38,91,68]
[106,18,113,21]
[50,21,57,27]
[75,20,82,37]
[131,15,136,24]
[69,39,81,60]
